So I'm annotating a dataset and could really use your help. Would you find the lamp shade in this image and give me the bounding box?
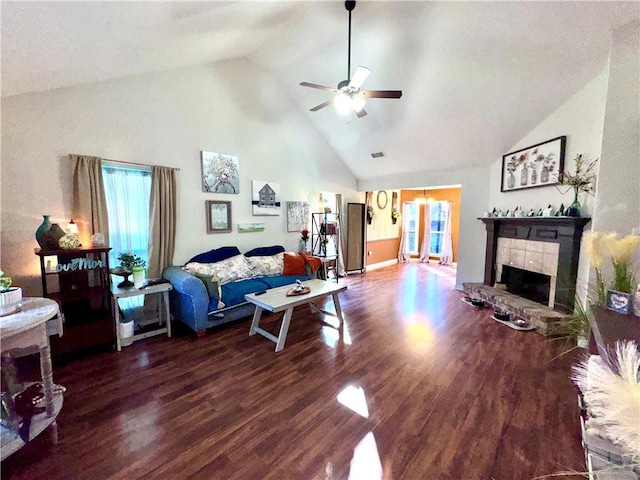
[66,219,79,235]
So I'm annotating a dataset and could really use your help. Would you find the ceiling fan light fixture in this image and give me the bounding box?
[335,93,352,115]
[351,94,366,112]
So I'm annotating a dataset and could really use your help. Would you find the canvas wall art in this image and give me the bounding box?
[201,151,240,194]
[238,222,265,233]
[286,201,310,232]
[252,180,281,216]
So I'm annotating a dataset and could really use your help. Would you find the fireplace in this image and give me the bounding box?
[501,265,551,306]
[480,217,591,313]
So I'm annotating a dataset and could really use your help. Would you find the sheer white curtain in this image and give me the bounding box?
[103,165,152,309]
[397,202,411,263]
[419,203,431,263]
[440,200,454,265]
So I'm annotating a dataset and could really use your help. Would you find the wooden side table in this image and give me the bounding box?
[111,282,172,351]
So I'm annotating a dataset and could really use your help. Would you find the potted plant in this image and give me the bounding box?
[112,252,147,288]
[391,210,401,225]
[555,154,598,217]
[299,229,309,253]
[0,269,22,316]
[367,206,375,224]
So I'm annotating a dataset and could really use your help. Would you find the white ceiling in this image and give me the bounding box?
[2,1,638,181]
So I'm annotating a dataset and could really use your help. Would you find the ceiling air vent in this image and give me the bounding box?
[371,152,385,158]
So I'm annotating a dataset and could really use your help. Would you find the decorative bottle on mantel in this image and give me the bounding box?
[35,215,52,248]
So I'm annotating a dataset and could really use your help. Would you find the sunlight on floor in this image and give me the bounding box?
[320,319,352,347]
[348,432,383,480]
[405,321,435,355]
[337,385,369,418]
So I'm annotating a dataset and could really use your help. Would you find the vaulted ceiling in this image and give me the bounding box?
[2,1,638,181]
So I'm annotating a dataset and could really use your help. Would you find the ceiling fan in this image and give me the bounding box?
[300,0,402,118]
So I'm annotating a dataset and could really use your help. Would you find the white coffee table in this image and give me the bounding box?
[246,279,347,352]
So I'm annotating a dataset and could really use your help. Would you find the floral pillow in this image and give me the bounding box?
[184,254,253,285]
[246,253,284,277]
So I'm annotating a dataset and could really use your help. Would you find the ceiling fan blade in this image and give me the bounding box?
[300,82,338,93]
[310,98,336,112]
[362,90,403,99]
[348,66,371,90]
[355,107,367,118]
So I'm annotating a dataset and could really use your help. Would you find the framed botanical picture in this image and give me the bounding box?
[201,151,240,194]
[206,200,232,233]
[605,290,632,315]
[251,180,281,216]
[286,201,310,232]
[501,136,566,192]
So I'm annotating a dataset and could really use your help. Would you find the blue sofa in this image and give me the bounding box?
[163,245,313,335]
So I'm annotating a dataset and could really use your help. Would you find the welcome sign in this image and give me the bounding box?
[56,257,104,273]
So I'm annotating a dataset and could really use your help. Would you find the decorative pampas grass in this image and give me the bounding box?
[573,341,640,461]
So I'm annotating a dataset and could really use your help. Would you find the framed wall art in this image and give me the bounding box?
[201,151,240,194]
[501,136,566,192]
[251,180,281,216]
[286,201,310,232]
[206,200,232,233]
[238,222,265,233]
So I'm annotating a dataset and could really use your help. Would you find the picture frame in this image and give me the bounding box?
[286,201,310,232]
[377,191,388,210]
[206,200,232,233]
[201,151,240,194]
[238,222,265,233]
[605,290,633,315]
[500,136,566,192]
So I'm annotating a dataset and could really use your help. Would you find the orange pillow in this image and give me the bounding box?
[283,253,307,276]
[301,252,322,275]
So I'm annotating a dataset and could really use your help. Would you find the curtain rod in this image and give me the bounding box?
[71,154,180,171]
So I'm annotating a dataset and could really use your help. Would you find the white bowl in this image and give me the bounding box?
[0,287,22,316]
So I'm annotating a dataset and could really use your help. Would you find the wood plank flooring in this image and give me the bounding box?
[1,262,585,479]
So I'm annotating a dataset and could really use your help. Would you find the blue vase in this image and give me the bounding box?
[35,215,52,248]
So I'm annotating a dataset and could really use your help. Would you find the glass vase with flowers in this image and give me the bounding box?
[555,154,598,217]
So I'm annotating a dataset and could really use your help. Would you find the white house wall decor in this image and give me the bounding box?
[286,201,310,232]
[252,181,281,216]
[501,136,566,192]
[201,151,240,194]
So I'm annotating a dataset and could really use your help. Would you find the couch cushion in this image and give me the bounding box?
[187,246,241,264]
[184,254,253,285]
[301,252,322,275]
[194,273,220,300]
[259,275,309,289]
[244,245,285,257]
[219,278,271,308]
[246,253,284,277]
[283,252,307,276]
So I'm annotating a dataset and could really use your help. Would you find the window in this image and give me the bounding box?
[102,165,152,309]
[404,202,419,254]
[429,201,449,256]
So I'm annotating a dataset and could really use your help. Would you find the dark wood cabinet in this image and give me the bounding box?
[35,247,114,356]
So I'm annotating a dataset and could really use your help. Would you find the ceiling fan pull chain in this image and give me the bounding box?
[347,6,352,82]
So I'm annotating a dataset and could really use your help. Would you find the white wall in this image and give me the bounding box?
[1,60,360,295]
[487,67,609,217]
[592,21,640,235]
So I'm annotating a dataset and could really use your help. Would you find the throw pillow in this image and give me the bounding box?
[186,246,241,264]
[184,254,253,285]
[244,245,285,257]
[246,253,284,277]
[283,252,307,276]
[300,252,322,275]
[194,273,220,300]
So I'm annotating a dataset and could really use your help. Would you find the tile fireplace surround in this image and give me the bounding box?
[464,216,592,334]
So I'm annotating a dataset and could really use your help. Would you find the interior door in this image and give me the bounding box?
[346,203,366,272]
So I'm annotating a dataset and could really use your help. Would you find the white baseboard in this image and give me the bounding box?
[364,259,398,271]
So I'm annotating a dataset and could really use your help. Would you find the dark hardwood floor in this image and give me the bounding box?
[2,263,585,479]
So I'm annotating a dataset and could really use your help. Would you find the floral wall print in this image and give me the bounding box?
[201,151,240,194]
[501,136,566,192]
[206,200,232,233]
[252,180,281,216]
[286,201,310,232]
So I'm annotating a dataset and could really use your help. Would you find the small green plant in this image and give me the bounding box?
[117,252,146,272]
